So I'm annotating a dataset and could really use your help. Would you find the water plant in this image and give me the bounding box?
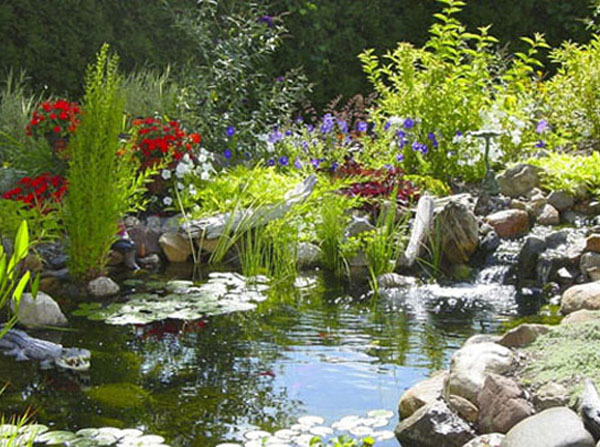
[316,192,353,278]
[63,44,148,280]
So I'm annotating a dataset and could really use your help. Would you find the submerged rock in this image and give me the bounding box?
[88,276,120,297]
[377,273,417,290]
[395,401,475,447]
[500,407,594,447]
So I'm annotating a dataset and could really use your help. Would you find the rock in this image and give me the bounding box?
[344,215,375,238]
[88,276,120,297]
[437,201,479,264]
[447,394,479,423]
[587,235,600,253]
[446,342,514,404]
[533,382,569,411]
[497,164,540,198]
[128,224,161,257]
[517,236,546,282]
[159,232,192,263]
[138,254,162,270]
[395,401,476,447]
[478,374,534,434]
[581,379,600,441]
[23,253,44,272]
[561,281,600,315]
[485,210,530,238]
[557,267,576,287]
[399,371,447,419]
[198,237,220,254]
[562,210,586,226]
[581,253,600,279]
[107,249,124,266]
[377,272,417,290]
[480,230,501,254]
[297,242,321,268]
[463,334,502,346]
[11,292,68,327]
[500,407,594,447]
[497,323,550,348]
[548,191,575,212]
[562,309,600,325]
[537,204,560,226]
[461,433,505,447]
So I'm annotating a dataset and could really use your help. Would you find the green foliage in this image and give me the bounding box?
[0,221,37,338]
[121,67,179,119]
[64,45,147,280]
[0,199,62,245]
[519,320,600,401]
[526,152,600,196]
[545,35,600,148]
[175,0,311,155]
[316,193,354,278]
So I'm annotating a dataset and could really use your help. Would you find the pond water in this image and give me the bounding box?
[0,254,546,447]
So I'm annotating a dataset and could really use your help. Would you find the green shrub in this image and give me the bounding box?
[121,67,179,119]
[63,44,147,280]
[526,152,600,195]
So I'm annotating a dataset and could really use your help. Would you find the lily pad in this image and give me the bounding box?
[244,430,271,440]
[75,428,100,438]
[297,416,324,427]
[372,430,395,441]
[75,274,269,325]
[36,430,77,445]
[0,425,18,438]
[308,426,332,437]
[366,409,394,420]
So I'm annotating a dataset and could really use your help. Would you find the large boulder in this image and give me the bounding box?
[398,371,447,419]
[395,401,476,447]
[445,342,514,404]
[485,210,530,238]
[500,407,594,447]
[159,232,192,263]
[561,282,600,315]
[562,309,600,326]
[128,224,161,257]
[437,201,479,264]
[461,434,505,447]
[497,164,540,198]
[11,292,68,327]
[497,323,550,348]
[477,374,534,434]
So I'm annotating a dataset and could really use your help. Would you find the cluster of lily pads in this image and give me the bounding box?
[216,409,395,447]
[0,424,169,447]
[74,273,269,325]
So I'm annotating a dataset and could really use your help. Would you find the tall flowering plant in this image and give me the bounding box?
[2,173,67,212]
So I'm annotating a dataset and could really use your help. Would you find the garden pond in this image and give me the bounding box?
[0,245,557,447]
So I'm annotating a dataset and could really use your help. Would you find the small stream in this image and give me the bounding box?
[0,236,554,447]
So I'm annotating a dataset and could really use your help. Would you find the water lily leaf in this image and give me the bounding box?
[308,426,332,437]
[244,430,271,440]
[75,428,100,438]
[0,425,17,438]
[348,426,373,437]
[36,430,77,444]
[274,429,297,440]
[19,424,48,437]
[67,438,99,447]
[297,416,324,427]
[216,443,243,447]
[372,430,395,441]
[366,409,394,420]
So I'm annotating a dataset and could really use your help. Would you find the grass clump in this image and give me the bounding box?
[518,320,600,402]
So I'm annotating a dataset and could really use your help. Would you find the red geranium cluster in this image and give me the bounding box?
[26,99,81,139]
[131,117,201,168]
[2,173,68,209]
[337,160,419,207]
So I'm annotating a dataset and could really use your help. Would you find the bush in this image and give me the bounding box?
[63,44,147,280]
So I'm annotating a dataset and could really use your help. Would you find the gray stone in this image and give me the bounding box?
[344,215,375,238]
[461,434,505,447]
[497,323,550,348]
[581,253,600,279]
[377,273,418,290]
[297,242,322,268]
[478,374,534,434]
[517,236,546,282]
[399,371,447,419]
[587,235,600,253]
[500,407,594,447]
[561,281,600,315]
[88,276,120,297]
[463,334,502,346]
[548,190,575,212]
[128,224,161,257]
[446,342,514,404]
[395,401,476,447]
[537,204,560,226]
[437,201,479,264]
[159,232,192,263]
[447,394,479,423]
[138,254,162,270]
[562,309,600,325]
[11,292,68,327]
[498,164,540,198]
[533,382,569,411]
[581,378,600,441]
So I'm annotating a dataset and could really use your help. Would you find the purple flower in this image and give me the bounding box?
[428,132,438,148]
[396,153,405,162]
[275,75,285,83]
[267,158,276,166]
[331,162,339,172]
[321,113,335,134]
[306,124,315,133]
[403,118,415,129]
[285,130,292,136]
[301,141,309,151]
[412,141,428,155]
[535,140,546,148]
[226,126,236,138]
[455,130,463,137]
[224,149,233,159]
[337,119,348,133]
[268,127,284,143]
[244,151,251,159]
[310,158,321,168]
[296,116,304,124]
[294,157,303,169]
[383,163,393,171]
[257,15,274,27]
[536,120,550,134]
[357,121,368,132]
[384,121,392,131]
[279,156,289,166]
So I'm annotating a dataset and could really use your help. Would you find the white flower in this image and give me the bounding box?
[189,185,197,195]
[200,171,210,181]
[177,182,184,190]
[182,153,191,163]
[175,162,192,178]
[197,153,207,163]
[163,196,173,206]
[161,169,172,180]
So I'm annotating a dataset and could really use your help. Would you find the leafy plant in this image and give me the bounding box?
[526,152,600,196]
[121,66,179,119]
[63,44,148,280]
[316,192,354,278]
